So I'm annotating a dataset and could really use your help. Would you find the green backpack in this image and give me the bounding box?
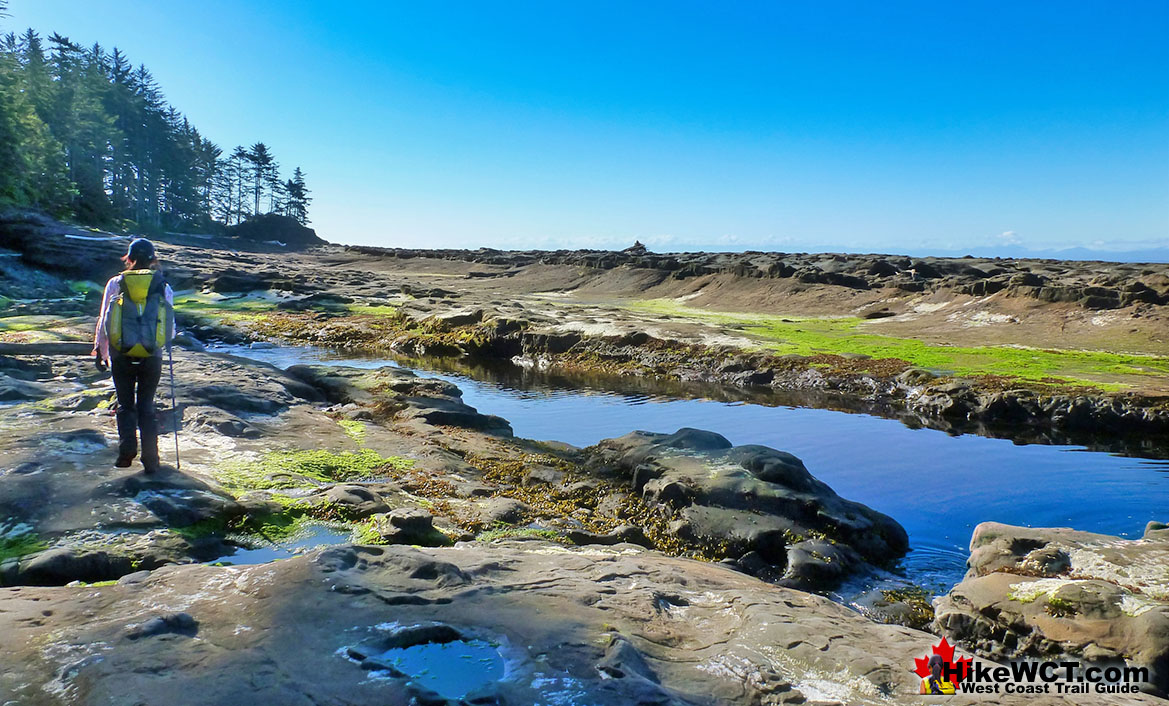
[106,270,174,358]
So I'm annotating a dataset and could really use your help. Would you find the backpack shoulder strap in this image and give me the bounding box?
[147,271,167,298]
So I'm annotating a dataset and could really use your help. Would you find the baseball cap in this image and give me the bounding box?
[127,238,156,263]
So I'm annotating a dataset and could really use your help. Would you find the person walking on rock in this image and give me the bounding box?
[92,238,175,473]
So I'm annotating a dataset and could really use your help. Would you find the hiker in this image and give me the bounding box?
[92,238,175,473]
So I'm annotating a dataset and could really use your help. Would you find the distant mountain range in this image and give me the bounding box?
[627,240,1169,264]
[900,245,1169,264]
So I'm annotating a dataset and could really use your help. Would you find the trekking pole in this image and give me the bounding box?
[167,344,181,471]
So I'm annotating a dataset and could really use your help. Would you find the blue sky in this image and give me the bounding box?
[7,1,1168,254]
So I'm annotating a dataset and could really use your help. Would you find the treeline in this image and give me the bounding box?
[0,5,310,233]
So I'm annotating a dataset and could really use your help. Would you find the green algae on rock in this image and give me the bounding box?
[334,418,367,443]
[214,448,414,493]
[0,523,48,562]
[627,298,1169,389]
[475,526,566,543]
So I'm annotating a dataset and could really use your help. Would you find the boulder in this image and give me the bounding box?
[283,365,511,436]
[364,508,451,547]
[396,395,513,436]
[589,428,908,589]
[430,308,485,328]
[1,547,133,586]
[934,522,1169,695]
[0,527,225,586]
[476,497,530,525]
[125,612,199,640]
[183,405,262,438]
[318,484,392,518]
[0,374,57,402]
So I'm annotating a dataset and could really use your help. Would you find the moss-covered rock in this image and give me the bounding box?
[215,448,413,493]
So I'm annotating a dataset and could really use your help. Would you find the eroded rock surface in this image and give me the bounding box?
[2,541,1159,705]
[588,429,909,590]
[0,318,909,592]
[347,244,1169,311]
[934,521,1169,695]
[4,210,1167,450]
[3,213,1167,703]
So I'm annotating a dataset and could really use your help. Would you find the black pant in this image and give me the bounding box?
[111,354,163,467]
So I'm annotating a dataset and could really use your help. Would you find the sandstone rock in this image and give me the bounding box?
[209,269,278,293]
[476,497,530,525]
[590,428,908,590]
[320,484,392,517]
[275,292,354,311]
[6,542,1149,705]
[397,395,513,435]
[0,374,57,402]
[365,508,450,547]
[897,367,936,385]
[1,547,132,586]
[125,612,198,640]
[1,529,227,587]
[183,383,288,415]
[133,487,241,527]
[566,525,651,548]
[286,364,512,435]
[935,522,1169,695]
[431,308,485,327]
[183,405,262,438]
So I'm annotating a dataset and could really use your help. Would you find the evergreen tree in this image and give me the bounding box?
[46,34,115,222]
[18,30,49,118]
[285,167,311,225]
[0,28,71,210]
[229,145,249,223]
[265,153,283,213]
[210,154,234,224]
[0,20,310,231]
[247,142,273,215]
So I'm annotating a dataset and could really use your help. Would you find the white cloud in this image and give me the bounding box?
[996,230,1022,246]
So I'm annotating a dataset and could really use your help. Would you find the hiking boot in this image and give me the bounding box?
[115,455,134,468]
[142,461,161,474]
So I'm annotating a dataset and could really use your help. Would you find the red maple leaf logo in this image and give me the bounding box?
[914,637,973,683]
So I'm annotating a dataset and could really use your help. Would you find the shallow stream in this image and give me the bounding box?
[212,344,1169,594]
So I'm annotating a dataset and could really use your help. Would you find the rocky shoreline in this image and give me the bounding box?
[2,211,1168,702]
[347,243,1169,311]
[256,303,1169,452]
[12,542,1157,706]
[4,211,1169,452]
[2,339,1165,702]
[0,347,907,592]
[935,522,1169,695]
[0,330,938,702]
